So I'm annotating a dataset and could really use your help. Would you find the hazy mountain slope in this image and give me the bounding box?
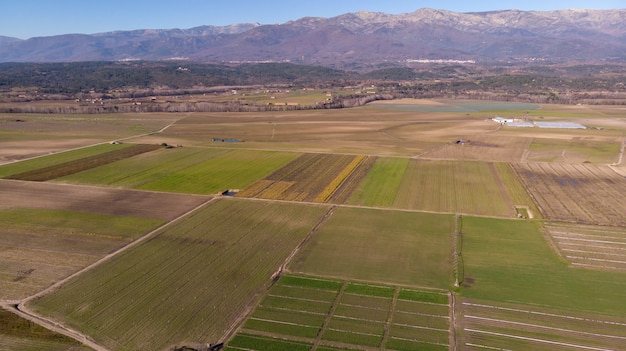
[0,9,624,66]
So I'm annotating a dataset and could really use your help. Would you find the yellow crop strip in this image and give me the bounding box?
[314,155,366,203]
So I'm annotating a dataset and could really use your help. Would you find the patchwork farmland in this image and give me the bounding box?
[1,100,625,351]
[236,153,372,203]
[227,275,450,351]
[27,199,329,351]
[0,180,209,300]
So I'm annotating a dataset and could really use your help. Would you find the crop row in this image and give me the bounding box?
[5,144,161,181]
[513,162,626,226]
[347,159,527,217]
[544,222,626,271]
[58,146,228,187]
[232,275,449,351]
[137,149,298,194]
[0,143,122,178]
[461,301,626,351]
[29,199,329,351]
[327,155,377,204]
[237,153,363,202]
[314,155,366,203]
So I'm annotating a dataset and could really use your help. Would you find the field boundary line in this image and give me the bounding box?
[259,306,327,316]
[249,317,319,329]
[553,236,626,246]
[267,294,332,304]
[466,315,626,340]
[450,291,458,351]
[1,302,109,351]
[463,302,626,326]
[12,196,217,351]
[380,286,399,350]
[338,302,389,311]
[571,262,623,270]
[279,205,336,278]
[566,256,626,265]
[563,249,626,256]
[333,315,386,324]
[465,328,617,351]
[465,342,512,351]
[390,323,448,333]
[389,335,448,347]
[311,281,347,351]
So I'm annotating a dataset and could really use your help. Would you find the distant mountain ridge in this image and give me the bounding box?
[1,8,625,68]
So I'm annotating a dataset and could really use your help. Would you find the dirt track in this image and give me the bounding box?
[4,197,215,351]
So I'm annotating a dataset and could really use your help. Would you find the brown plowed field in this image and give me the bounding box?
[422,135,531,162]
[513,162,626,226]
[0,179,210,220]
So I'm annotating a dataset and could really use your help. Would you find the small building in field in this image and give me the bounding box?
[492,116,515,124]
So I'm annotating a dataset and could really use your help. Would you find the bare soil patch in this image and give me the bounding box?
[513,162,626,226]
[0,179,210,221]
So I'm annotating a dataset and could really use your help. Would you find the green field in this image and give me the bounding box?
[230,275,449,351]
[136,149,298,194]
[290,207,454,288]
[56,148,298,194]
[57,146,221,186]
[28,199,329,350]
[346,159,533,217]
[5,144,162,181]
[0,143,130,178]
[346,157,408,207]
[2,100,625,351]
[460,216,626,316]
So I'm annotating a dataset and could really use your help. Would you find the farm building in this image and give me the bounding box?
[506,121,534,127]
[492,116,515,124]
[534,121,586,129]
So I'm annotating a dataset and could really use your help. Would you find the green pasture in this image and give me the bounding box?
[347,158,532,217]
[290,207,453,288]
[346,157,408,207]
[58,147,298,194]
[29,199,328,351]
[58,146,227,186]
[0,143,127,178]
[137,149,298,194]
[460,216,626,316]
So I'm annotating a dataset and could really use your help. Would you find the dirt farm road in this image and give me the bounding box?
[2,196,215,351]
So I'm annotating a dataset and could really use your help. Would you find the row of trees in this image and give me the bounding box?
[0,93,396,114]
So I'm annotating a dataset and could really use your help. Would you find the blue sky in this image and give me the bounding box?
[2,0,624,39]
